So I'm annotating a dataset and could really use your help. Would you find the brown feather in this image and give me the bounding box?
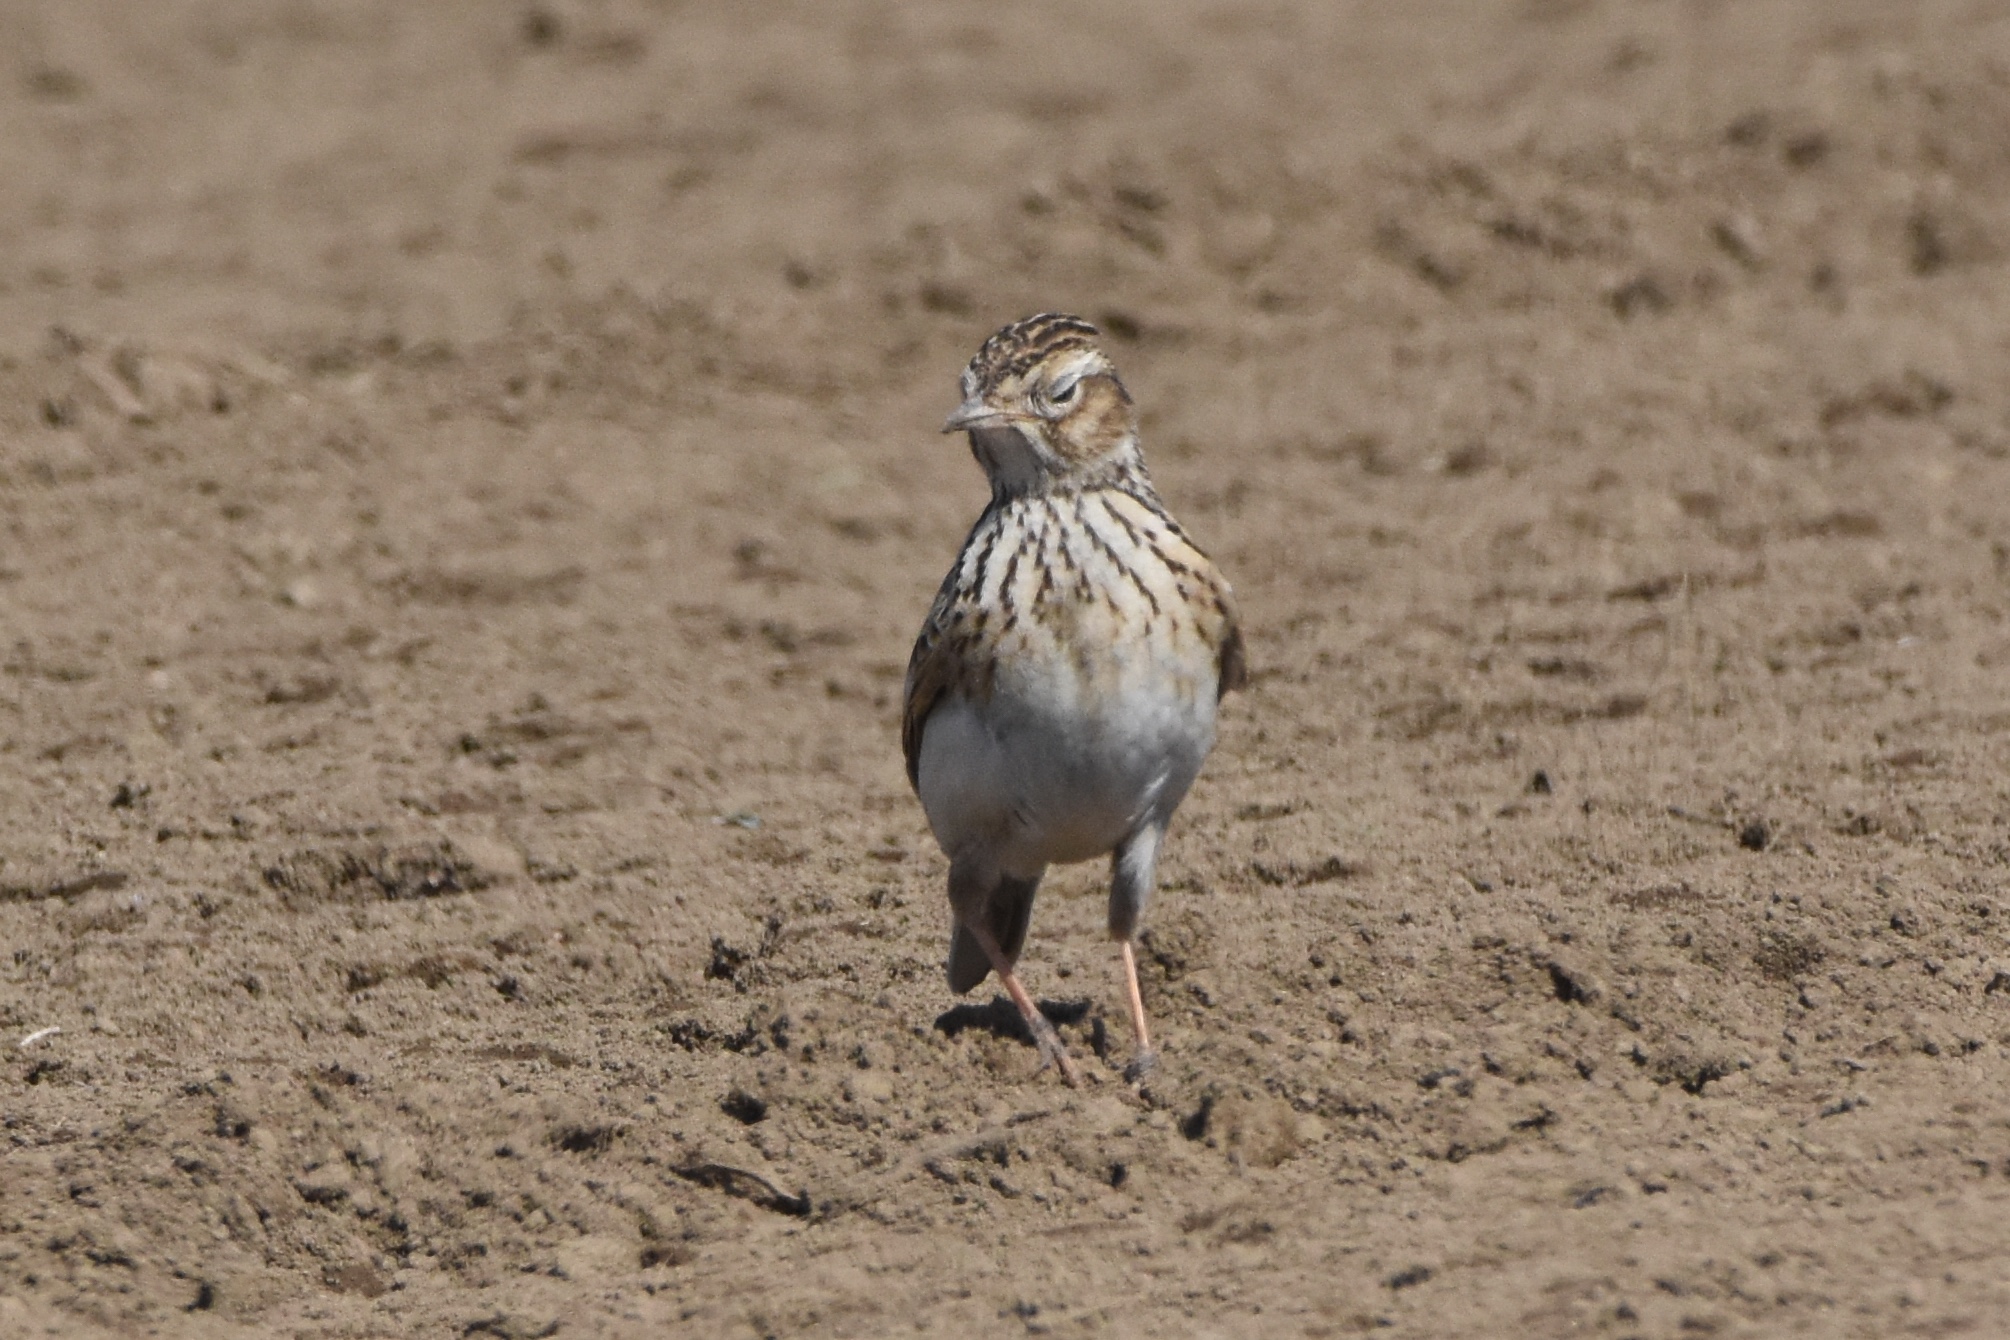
[901,557,995,789]
[1217,616,1248,699]
[901,628,952,790]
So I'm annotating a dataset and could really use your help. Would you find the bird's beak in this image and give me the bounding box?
[941,398,1009,434]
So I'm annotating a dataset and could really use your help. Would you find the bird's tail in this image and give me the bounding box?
[947,872,1041,993]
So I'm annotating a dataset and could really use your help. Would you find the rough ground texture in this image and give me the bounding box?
[5,2,2010,1336]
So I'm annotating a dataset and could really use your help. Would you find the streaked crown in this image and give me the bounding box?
[965,312,1103,390]
[942,313,1144,494]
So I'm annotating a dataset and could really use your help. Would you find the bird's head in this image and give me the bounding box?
[942,314,1145,498]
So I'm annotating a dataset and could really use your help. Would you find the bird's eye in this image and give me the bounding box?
[1050,380,1078,404]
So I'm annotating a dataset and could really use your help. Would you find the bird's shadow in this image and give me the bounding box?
[933,994,1091,1046]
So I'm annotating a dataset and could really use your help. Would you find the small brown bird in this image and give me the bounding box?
[903,314,1245,1084]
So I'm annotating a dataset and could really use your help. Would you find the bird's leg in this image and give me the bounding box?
[966,919,1079,1088]
[1118,939,1156,1081]
[1110,823,1164,1081]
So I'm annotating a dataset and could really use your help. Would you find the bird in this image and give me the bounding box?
[902,313,1245,1085]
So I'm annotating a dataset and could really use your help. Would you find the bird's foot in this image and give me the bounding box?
[1122,1047,1158,1084]
[961,925,1081,1088]
[1029,1016,1082,1088]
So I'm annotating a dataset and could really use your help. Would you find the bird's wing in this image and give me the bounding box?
[901,613,953,790]
[905,508,1009,789]
[1216,603,1248,699]
[902,580,990,790]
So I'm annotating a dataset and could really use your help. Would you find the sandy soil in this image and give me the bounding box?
[6,2,2010,1336]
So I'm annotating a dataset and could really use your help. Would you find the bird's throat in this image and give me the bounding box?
[969,423,1053,500]
[970,423,1149,502]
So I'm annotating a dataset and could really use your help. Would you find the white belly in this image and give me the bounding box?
[915,664,1215,875]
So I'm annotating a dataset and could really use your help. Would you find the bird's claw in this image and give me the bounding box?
[1029,1020,1081,1088]
[1122,1048,1158,1084]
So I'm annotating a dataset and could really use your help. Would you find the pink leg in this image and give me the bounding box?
[1119,940,1157,1080]
[967,922,1079,1088]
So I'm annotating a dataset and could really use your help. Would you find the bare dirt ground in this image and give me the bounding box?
[6,2,2010,1336]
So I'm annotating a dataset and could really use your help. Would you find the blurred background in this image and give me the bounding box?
[3,1,1963,348]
